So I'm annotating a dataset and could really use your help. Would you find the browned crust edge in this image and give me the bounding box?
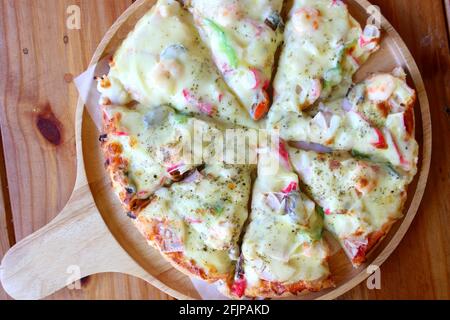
[101,110,153,213]
[220,275,335,299]
[246,276,335,299]
[133,214,231,283]
[351,217,400,267]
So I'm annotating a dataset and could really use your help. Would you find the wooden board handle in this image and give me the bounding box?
[0,186,135,300]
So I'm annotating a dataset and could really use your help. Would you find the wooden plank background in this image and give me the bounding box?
[0,0,449,299]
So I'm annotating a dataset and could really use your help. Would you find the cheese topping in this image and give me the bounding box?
[289,148,408,260]
[98,0,256,129]
[267,69,418,177]
[240,140,330,290]
[268,0,380,116]
[137,163,252,276]
[188,0,284,120]
[104,104,222,199]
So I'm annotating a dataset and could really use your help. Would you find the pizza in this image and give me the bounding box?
[96,0,420,299]
[276,68,418,178]
[185,0,284,120]
[288,148,410,266]
[220,139,332,298]
[267,0,380,129]
[101,103,224,212]
[97,0,256,129]
[133,163,252,282]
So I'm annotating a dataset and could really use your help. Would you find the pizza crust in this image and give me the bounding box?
[133,216,230,282]
[218,274,334,299]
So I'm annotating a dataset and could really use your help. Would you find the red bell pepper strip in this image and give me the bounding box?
[403,108,414,137]
[371,128,388,149]
[113,131,129,137]
[230,277,247,298]
[390,131,409,167]
[278,140,292,170]
[282,182,298,194]
[251,90,270,120]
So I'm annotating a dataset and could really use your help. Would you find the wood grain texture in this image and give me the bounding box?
[445,0,450,37]
[0,181,191,299]
[0,131,13,300]
[0,0,448,300]
[0,0,172,300]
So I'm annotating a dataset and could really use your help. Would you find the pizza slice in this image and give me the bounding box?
[132,163,253,282]
[101,103,223,212]
[289,147,410,266]
[287,68,418,178]
[267,0,380,126]
[185,0,285,120]
[223,138,332,298]
[97,0,256,129]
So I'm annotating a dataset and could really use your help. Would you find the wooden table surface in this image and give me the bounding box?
[0,0,449,300]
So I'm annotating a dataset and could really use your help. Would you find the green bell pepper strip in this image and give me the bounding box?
[173,113,189,124]
[315,205,325,219]
[324,66,343,87]
[323,39,358,89]
[351,149,372,160]
[204,19,238,69]
[306,205,325,241]
[351,149,401,178]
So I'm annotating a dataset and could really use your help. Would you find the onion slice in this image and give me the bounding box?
[182,169,203,183]
[290,141,333,153]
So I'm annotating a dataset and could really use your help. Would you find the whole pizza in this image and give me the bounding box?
[96,0,418,299]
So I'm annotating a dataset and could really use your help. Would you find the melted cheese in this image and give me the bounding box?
[309,72,418,177]
[105,104,222,197]
[267,70,419,178]
[188,0,283,118]
[266,0,381,144]
[168,164,251,251]
[138,163,252,276]
[99,0,256,129]
[241,141,330,288]
[289,148,407,248]
[268,0,379,114]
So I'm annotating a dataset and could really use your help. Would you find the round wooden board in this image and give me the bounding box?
[80,0,432,300]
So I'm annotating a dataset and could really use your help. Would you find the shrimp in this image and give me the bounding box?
[217,2,241,27]
[151,59,184,93]
[366,74,396,102]
[354,164,378,196]
[292,7,321,34]
[96,75,131,105]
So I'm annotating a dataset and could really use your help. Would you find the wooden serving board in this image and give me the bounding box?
[0,0,432,300]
